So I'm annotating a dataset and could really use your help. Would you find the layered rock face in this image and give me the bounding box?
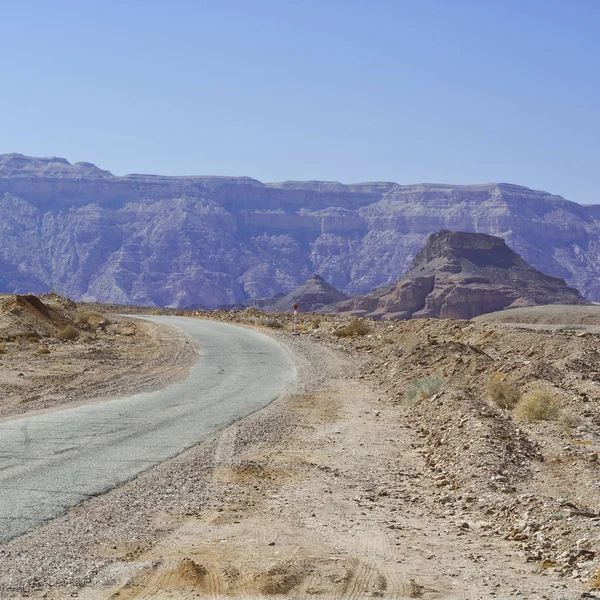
[1,153,599,307]
[333,231,589,320]
[254,274,349,313]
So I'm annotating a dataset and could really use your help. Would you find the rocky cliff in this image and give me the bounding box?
[332,231,589,320]
[1,153,599,307]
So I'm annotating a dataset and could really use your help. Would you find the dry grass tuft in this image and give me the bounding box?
[27,336,40,343]
[558,410,584,434]
[590,569,600,591]
[333,317,372,338]
[76,310,101,324]
[403,377,445,405]
[76,310,109,328]
[37,347,50,355]
[58,325,80,341]
[0,346,6,354]
[263,319,284,329]
[487,373,520,409]
[514,386,561,422]
[311,316,322,329]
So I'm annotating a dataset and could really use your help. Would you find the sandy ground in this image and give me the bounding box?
[474,304,600,326]
[0,326,591,599]
[0,316,199,419]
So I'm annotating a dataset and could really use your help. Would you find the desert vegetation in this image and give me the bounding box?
[263,319,284,329]
[58,324,80,341]
[487,373,520,409]
[333,317,372,337]
[75,310,108,327]
[403,376,445,405]
[514,386,561,422]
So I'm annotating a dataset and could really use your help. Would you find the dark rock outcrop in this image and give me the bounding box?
[332,231,590,320]
[254,274,349,313]
[1,153,600,307]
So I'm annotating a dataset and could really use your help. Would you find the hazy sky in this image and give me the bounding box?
[1,0,599,203]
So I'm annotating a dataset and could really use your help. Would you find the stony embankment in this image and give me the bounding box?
[191,307,600,589]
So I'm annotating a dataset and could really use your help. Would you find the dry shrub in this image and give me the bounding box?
[76,310,94,324]
[404,377,445,405]
[38,347,50,355]
[76,310,108,327]
[514,386,561,422]
[58,325,79,341]
[311,317,322,329]
[487,373,520,409]
[0,346,6,354]
[263,319,283,329]
[27,336,40,343]
[590,569,600,591]
[333,317,372,338]
[558,410,584,434]
[151,307,162,315]
[295,322,307,332]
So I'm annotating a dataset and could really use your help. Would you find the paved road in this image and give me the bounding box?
[0,317,295,544]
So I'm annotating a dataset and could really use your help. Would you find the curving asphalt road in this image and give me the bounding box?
[0,317,296,544]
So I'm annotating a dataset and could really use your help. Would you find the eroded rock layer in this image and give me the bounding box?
[1,153,599,307]
[333,231,590,320]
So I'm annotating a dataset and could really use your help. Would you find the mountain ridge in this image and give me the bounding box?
[0,154,586,204]
[1,153,599,307]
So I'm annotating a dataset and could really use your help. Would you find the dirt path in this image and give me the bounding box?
[0,334,583,599]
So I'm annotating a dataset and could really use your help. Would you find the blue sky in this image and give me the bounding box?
[1,0,599,203]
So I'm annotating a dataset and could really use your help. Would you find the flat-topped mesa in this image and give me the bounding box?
[410,230,527,274]
[332,231,590,320]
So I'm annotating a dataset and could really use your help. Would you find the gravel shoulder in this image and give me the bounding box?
[0,317,592,600]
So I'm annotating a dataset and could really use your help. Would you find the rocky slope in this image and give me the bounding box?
[333,231,590,320]
[1,153,600,307]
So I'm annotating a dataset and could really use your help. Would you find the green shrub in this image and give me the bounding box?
[333,317,372,338]
[487,373,520,409]
[58,325,79,341]
[403,377,445,405]
[515,387,561,422]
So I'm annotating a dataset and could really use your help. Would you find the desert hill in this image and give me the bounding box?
[254,274,349,312]
[2,154,600,307]
[333,230,589,320]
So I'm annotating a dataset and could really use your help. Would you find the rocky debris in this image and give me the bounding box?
[2,154,600,306]
[284,313,600,586]
[332,231,590,320]
[0,294,76,340]
[252,274,349,312]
